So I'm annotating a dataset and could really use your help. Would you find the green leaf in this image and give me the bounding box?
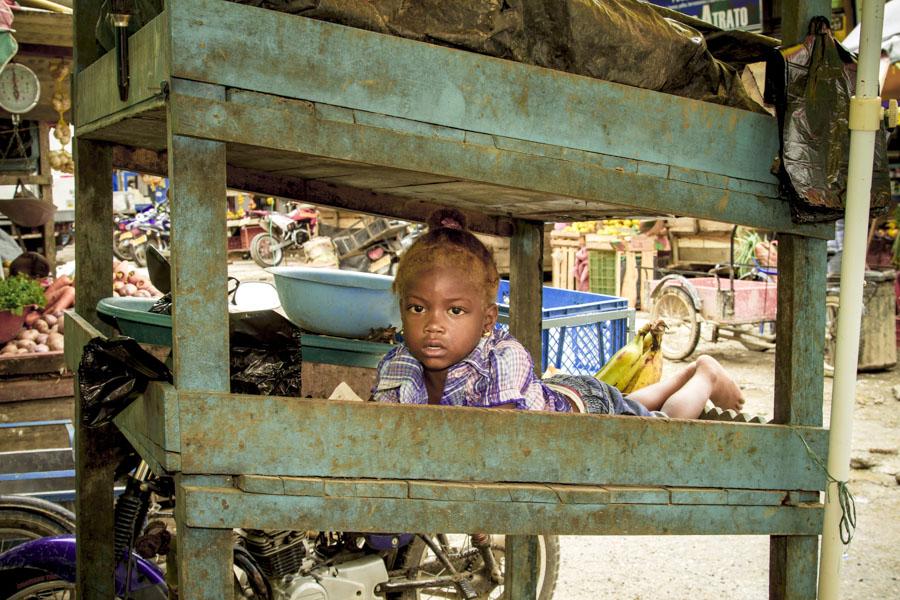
[0,275,47,315]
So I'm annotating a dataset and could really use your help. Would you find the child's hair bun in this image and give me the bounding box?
[427,208,468,231]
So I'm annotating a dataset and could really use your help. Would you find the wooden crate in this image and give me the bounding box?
[550,230,583,290]
[585,234,656,308]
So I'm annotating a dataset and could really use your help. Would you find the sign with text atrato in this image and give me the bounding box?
[648,0,763,32]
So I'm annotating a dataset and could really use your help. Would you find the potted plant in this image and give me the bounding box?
[0,275,46,344]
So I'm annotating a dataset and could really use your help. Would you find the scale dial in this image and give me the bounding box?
[0,63,40,115]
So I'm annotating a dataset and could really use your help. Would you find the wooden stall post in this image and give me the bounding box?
[770,0,831,595]
[38,121,57,274]
[167,118,233,595]
[771,235,827,600]
[72,136,122,600]
[506,219,544,600]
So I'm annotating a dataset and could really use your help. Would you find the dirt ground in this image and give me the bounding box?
[555,331,900,600]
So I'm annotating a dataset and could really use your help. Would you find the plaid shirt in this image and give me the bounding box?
[371,328,570,412]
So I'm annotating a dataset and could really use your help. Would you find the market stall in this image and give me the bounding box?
[68,1,834,598]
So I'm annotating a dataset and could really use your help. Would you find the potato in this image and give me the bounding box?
[17,339,36,351]
[16,328,37,341]
[47,333,64,352]
[43,313,58,326]
[34,319,50,334]
[35,333,48,345]
[33,344,49,353]
[17,347,29,354]
[56,315,65,334]
[1,343,17,355]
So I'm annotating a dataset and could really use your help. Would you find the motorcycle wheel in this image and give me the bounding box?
[250,233,284,268]
[4,578,74,600]
[132,242,148,267]
[391,534,559,600]
[0,496,76,554]
[113,234,133,261]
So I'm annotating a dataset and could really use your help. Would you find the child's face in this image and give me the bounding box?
[400,266,498,376]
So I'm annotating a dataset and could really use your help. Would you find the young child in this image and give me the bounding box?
[371,209,745,418]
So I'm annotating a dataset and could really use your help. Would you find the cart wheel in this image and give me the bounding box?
[650,286,700,361]
[250,232,284,268]
[736,322,776,352]
[824,296,839,377]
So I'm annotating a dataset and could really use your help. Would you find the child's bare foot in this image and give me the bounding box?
[696,355,745,411]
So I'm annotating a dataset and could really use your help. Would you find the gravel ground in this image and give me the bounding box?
[555,333,900,600]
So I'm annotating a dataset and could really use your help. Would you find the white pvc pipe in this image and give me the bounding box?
[818,1,885,598]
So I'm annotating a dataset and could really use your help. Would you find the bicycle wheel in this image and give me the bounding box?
[650,286,701,361]
[0,496,76,554]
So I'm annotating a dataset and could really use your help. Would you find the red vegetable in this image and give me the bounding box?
[43,276,73,300]
[44,286,75,314]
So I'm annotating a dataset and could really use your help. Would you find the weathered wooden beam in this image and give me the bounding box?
[38,121,57,273]
[13,11,73,49]
[73,138,113,332]
[0,174,53,185]
[509,219,544,364]
[107,145,515,236]
[74,13,168,128]
[176,475,234,599]
[166,133,229,391]
[167,90,833,238]
[168,0,776,183]
[774,235,827,426]
[176,391,828,491]
[181,484,823,536]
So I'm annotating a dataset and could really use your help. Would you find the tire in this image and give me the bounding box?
[3,576,74,600]
[650,286,701,361]
[0,496,76,554]
[824,296,839,377]
[132,242,148,267]
[391,534,559,600]
[249,233,284,268]
[113,233,134,261]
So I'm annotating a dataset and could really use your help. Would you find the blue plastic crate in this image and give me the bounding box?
[496,281,632,375]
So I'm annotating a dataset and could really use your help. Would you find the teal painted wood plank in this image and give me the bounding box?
[168,0,778,183]
[178,393,829,491]
[63,310,103,372]
[774,236,828,426]
[73,139,115,331]
[113,382,181,473]
[606,487,671,504]
[506,536,539,600]
[669,488,729,505]
[770,536,820,599]
[166,134,230,391]
[548,485,611,505]
[168,91,833,238]
[182,485,824,536]
[74,14,168,129]
[409,482,476,502]
[727,489,787,506]
[176,477,234,600]
[510,220,544,364]
[237,474,284,495]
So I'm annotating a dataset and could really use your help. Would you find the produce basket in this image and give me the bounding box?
[496,281,632,375]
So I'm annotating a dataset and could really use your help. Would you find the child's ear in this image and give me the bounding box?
[483,303,498,333]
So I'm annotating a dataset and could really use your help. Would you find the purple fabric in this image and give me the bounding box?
[372,328,570,412]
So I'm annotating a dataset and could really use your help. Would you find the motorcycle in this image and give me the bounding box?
[0,459,559,599]
[113,201,170,268]
[337,222,424,276]
[250,204,318,268]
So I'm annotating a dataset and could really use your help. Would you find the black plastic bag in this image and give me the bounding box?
[765,17,891,223]
[79,336,173,428]
[229,310,302,397]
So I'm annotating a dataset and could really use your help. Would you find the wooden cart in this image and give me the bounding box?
[69,1,832,598]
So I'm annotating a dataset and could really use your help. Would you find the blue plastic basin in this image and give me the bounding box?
[267,267,401,339]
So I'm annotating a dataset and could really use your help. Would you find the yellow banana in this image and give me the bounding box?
[594,322,652,387]
[618,321,666,394]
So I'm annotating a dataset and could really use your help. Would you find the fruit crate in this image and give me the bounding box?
[496,281,633,375]
[331,218,408,258]
[588,249,618,296]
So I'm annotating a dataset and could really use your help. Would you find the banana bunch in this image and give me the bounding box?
[595,320,665,394]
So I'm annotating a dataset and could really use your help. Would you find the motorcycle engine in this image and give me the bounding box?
[279,555,388,600]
